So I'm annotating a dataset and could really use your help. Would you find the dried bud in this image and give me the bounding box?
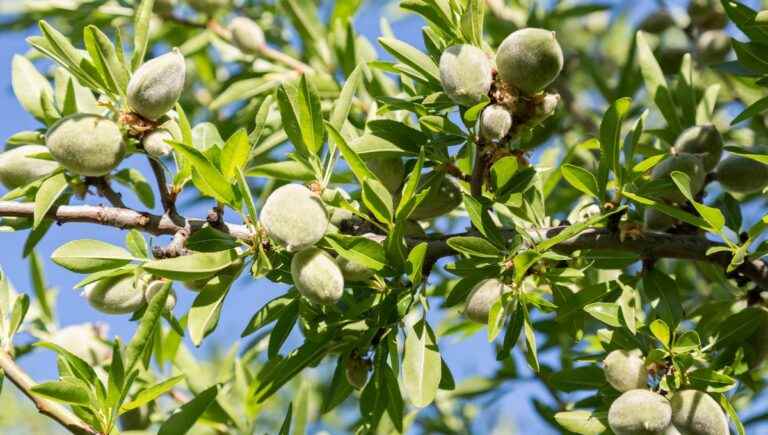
[143,120,181,157]
[259,184,329,251]
[650,153,706,203]
[479,105,512,142]
[46,114,125,176]
[603,349,647,392]
[229,17,265,54]
[715,155,768,194]
[608,389,672,435]
[464,279,510,324]
[496,28,564,94]
[670,390,728,435]
[144,280,177,311]
[673,125,723,171]
[0,145,59,189]
[127,49,186,120]
[290,247,344,305]
[367,158,405,193]
[83,274,146,314]
[439,44,493,106]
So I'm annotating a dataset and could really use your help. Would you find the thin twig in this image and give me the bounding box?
[0,350,99,435]
[89,177,127,209]
[148,157,176,215]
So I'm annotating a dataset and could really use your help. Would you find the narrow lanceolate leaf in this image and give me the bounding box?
[188,262,242,346]
[31,379,91,405]
[125,281,170,371]
[535,206,626,253]
[268,299,299,358]
[642,270,683,328]
[276,76,324,157]
[362,178,394,224]
[554,410,608,435]
[51,239,134,273]
[33,172,67,229]
[120,375,185,413]
[169,141,236,206]
[446,236,501,258]
[325,122,376,183]
[597,97,632,197]
[561,164,599,198]
[158,385,219,435]
[378,37,441,85]
[670,171,725,233]
[142,249,238,281]
[330,65,364,130]
[11,54,53,120]
[29,252,53,322]
[220,128,250,180]
[131,0,156,71]
[403,321,442,407]
[635,31,680,133]
[83,25,130,95]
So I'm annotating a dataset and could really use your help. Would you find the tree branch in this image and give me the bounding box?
[1,200,766,287]
[89,177,127,209]
[0,350,99,435]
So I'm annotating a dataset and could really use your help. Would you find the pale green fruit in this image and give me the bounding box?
[49,323,111,365]
[697,31,730,64]
[603,349,648,392]
[187,0,230,14]
[229,17,265,54]
[127,49,186,120]
[670,390,729,435]
[644,208,677,232]
[464,279,510,324]
[0,145,58,189]
[84,275,146,314]
[715,155,768,194]
[410,172,462,220]
[638,10,676,34]
[290,247,344,305]
[368,158,405,193]
[651,154,706,203]
[143,120,180,157]
[496,28,564,94]
[46,114,125,176]
[344,353,369,389]
[479,104,512,141]
[608,389,672,435]
[144,280,177,311]
[439,44,493,106]
[673,125,723,171]
[260,184,329,251]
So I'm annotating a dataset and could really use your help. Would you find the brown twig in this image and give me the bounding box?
[0,350,99,435]
[148,157,176,216]
[89,177,127,209]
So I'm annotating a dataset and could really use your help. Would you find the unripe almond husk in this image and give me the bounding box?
[608,389,672,435]
[465,278,510,324]
[496,28,564,95]
[229,17,265,54]
[83,274,146,314]
[439,44,493,106]
[127,49,186,120]
[259,183,329,251]
[670,390,729,435]
[46,114,125,176]
[603,349,648,392]
[715,154,768,194]
[290,247,344,305]
[0,144,59,189]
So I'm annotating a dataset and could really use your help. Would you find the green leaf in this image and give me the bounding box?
[241,295,294,338]
[721,0,768,44]
[325,122,376,183]
[362,178,394,224]
[561,164,599,198]
[33,172,67,229]
[716,393,746,435]
[169,141,236,206]
[554,410,608,435]
[490,156,519,193]
[535,206,626,253]
[688,369,736,393]
[649,318,670,348]
[120,375,185,413]
[158,385,219,435]
[142,249,238,281]
[220,129,250,181]
[268,300,298,358]
[522,305,539,372]
[31,379,90,405]
[623,191,710,229]
[403,321,442,408]
[406,242,428,286]
[131,0,155,71]
[584,302,622,327]
[83,25,129,96]
[252,339,328,403]
[325,234,387,271]
[378,37,441,86]
[51,239,134,273]
[635,32,680,133]
[29,252,53,322]
[642,270,683,328]
[732,95,768,125]
[670,171,725,233]
[185,227,238,253]
[549,366,606,392]
[35,341,98,388]
[11,54,54,120]
[125,281,170,371]
[113,168,155,209]
[276,76,325,157]
[460,0,484,47]
[446,236,501,258]
[396,148,426,220]
[278,403,293,435]
[125,230,148,259]
[330,65,364,130]
[598,97,632,196]
[188,264,241,346]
